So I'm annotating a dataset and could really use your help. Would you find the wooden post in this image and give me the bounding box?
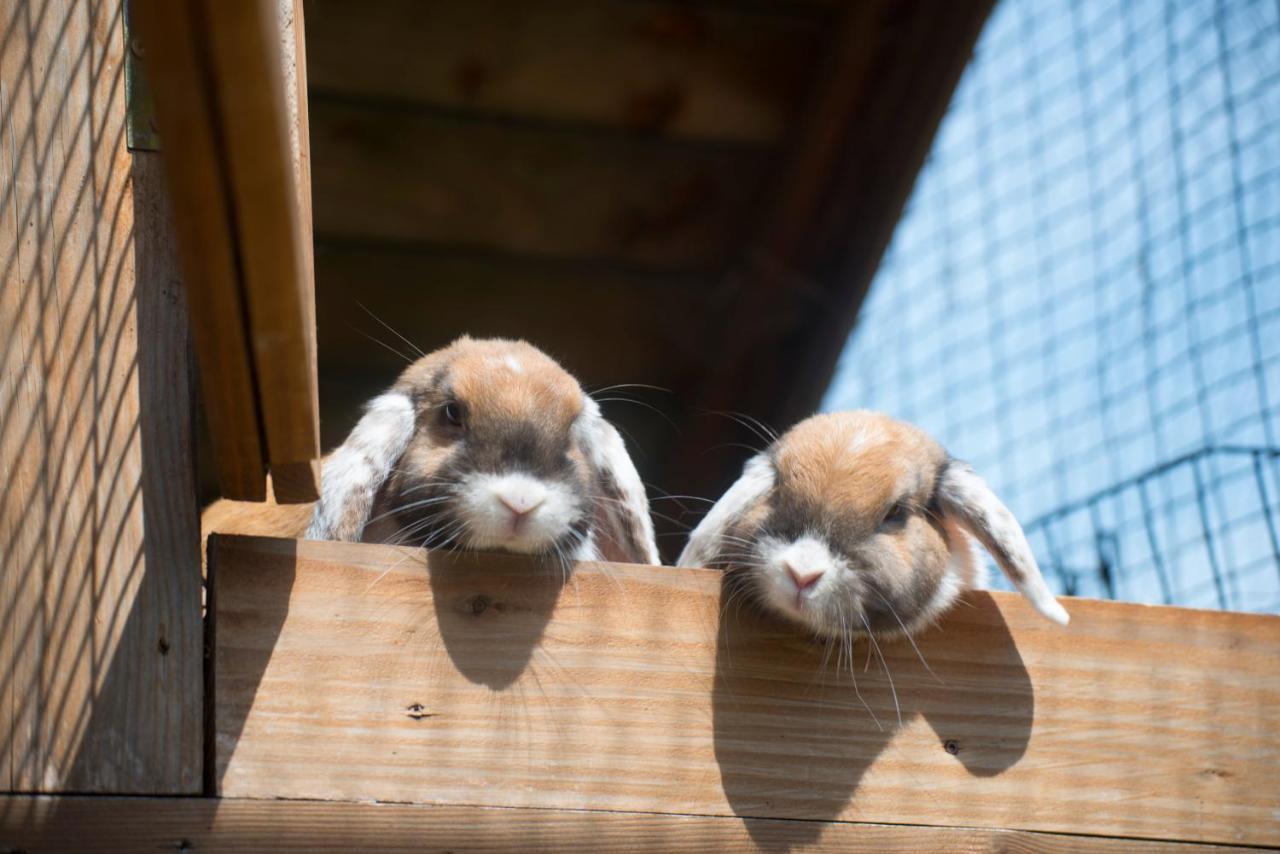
[0,0,202,793]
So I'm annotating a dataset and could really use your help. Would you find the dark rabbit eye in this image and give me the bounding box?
[442,402,464,427]
[879,501,910,531]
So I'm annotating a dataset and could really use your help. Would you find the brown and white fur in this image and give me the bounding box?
[677,411,1068,639]
[202,337,659,566]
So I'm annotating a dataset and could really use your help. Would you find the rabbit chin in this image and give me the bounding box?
[456,472,583,555]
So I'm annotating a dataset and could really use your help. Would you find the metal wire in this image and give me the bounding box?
[822,0,1280,613]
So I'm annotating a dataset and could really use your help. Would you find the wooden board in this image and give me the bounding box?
[309,98,775,270]
[304,0,823,143]
[0,1,202,792]
[210,537,1280,847]
[0,796,1254,853]
[201,0,319,502]
[273,0,319,504]
[130,0,267,500]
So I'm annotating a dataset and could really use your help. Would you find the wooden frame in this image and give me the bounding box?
[206,536,1280,849]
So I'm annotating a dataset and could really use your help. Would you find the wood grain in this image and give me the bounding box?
[304,0,823,142]
[201,0,319,502]
[0,0,201,792]
[0,796,1254,853]
[211,536,1280,847]
[130,0,267,500]
[310,98,774,270]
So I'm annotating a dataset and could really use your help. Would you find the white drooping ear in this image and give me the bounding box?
[677,454,774,569]
[306,392,416,542]
[935,459,1070,625]
[575,399,660,565]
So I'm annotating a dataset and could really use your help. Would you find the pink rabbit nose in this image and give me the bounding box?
[785,563,824,591]
[498,493,544,519]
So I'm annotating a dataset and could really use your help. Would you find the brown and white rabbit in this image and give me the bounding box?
[202,336,659,565]
[677,410,1068,639]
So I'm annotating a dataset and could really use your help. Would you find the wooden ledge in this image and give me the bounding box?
[0,796,1257,853]
[208,536,1280,848]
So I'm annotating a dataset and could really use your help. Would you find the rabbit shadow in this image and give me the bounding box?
[426,550,568,691]
[712,582,1034,851]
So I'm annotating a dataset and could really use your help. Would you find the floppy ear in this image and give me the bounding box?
[935,459,1070,625]
[575,399,660,565]
[306,391,416,542]
[677,454,774,569]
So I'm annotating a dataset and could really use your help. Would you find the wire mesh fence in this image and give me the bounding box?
[822,0,1280,612]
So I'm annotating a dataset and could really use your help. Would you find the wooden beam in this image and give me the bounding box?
[0,0,202,792]
[0,796,1255,853]
[201,0,318,502]
[130,0,267,500]
[210,536,1280,847]
[304,0,824,143]
[130,0,319,502]
[309,98,774,271]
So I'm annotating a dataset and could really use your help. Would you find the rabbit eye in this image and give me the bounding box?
[879,502,910,531]
[442,401,465,427]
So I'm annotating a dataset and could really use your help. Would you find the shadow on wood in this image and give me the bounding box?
[713,582,1032,850]
[426,551,567,691]
[207,534,295,794]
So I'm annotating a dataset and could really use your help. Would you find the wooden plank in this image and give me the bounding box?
[271,0,319,505]
[0,796,1253,853]
[130,0,267,500]
[211,536,1280,847]
[304,0,824,143]
[0,0,202,792]
[310,98,775,270]
[201,0,319,502]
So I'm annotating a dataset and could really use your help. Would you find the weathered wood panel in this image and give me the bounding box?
[0,0,201,792]
[310,98,774,270]
[212,537,1280,847]
[0,796,1255,853]
[304,0,823,142]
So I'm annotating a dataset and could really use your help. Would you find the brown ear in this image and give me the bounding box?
[935,459,1069,625]
[575,400,659,565]
[306,392,416,542]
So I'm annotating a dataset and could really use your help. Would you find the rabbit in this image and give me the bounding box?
[677,410,1069,639]
[201,336,659,566]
